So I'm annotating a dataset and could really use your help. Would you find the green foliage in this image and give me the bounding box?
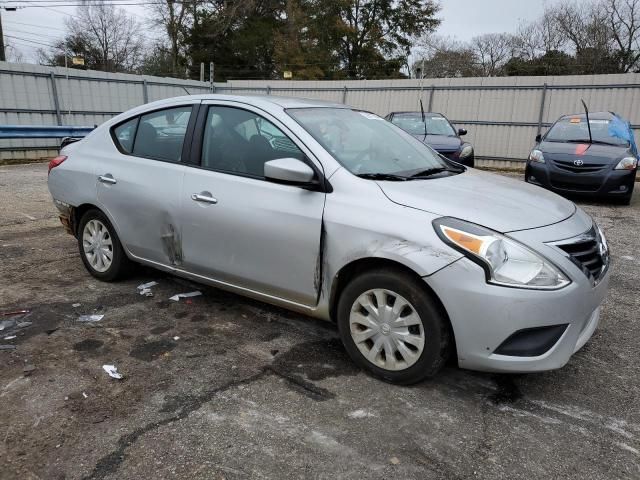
[186,0,440,80]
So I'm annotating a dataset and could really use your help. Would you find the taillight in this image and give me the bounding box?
[48,155,67,175]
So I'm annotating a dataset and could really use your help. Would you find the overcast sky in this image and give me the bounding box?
[3,0,567,64]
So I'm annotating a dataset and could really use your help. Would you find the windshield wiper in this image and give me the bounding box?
[408,167,456,178]
[564,139,619,146]
[356,172,408,181]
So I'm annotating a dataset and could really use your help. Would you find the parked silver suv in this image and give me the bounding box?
[48,95,610,384]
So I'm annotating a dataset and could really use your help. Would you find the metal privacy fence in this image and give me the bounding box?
[1,61,640,167]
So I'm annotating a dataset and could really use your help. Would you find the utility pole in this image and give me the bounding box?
[1,5,18,62]
[0,10,6,62]
[209,61,214,93]
[200,62,204,83]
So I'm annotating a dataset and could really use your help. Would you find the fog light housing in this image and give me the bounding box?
[494,324,568,357]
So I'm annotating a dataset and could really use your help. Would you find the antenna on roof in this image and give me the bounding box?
[181,86,192,95]
[581,99,593,144]
[420,99,428,138]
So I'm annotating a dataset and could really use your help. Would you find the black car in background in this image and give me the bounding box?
[526,112,638,204]
[385,111,475,167]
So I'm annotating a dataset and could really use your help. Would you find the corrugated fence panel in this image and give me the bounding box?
[2,62,640,165]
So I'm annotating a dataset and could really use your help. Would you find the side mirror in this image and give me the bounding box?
[264,158,315,185]
[535,134,542,143]
[458,128,467,136]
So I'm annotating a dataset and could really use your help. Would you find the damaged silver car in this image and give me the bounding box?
[48,95,610,384]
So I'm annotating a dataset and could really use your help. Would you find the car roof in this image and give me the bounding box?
[558,111,616,121]
[390,111,444,117]
[144,94,348,111]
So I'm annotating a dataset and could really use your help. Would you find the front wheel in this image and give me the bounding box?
[77,209,133,281]
[337,269,451,384]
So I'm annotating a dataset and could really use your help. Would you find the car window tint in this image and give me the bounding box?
[113,117,137,153]
[132,106,192,162]
[201,106,304,177]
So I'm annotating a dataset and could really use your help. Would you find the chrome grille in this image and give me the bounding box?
[551,226,609,284]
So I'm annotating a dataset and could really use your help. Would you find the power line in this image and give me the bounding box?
[4,34,58,48]
[3,19,67,31]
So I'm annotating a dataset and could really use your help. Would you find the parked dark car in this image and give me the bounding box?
[385,112,474,167]
[525,112,638,205]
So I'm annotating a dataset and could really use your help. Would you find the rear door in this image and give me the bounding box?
[96,103,198,266]
[179,102,326,306]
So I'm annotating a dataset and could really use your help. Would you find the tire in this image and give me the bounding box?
[77,209,133,281]
[337,268,451,385]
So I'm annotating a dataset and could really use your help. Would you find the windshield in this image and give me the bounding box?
[287,108,452,176]
[391,113,456,136]
[545,117,629,146]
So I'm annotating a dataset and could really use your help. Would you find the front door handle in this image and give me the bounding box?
[98,174,117,185]
[191,193,218,204]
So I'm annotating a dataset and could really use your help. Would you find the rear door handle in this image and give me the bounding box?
[191,193,218,204]
[98,174,117,185]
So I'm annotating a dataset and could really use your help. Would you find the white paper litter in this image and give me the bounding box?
[3,335,16,340]
[102,364,123,379]
[173,336,180,341]
[169,291,202,301]
[82,392,88,399]
[137,281,158,297]
[72,303,81,307]
[78,314,104,322]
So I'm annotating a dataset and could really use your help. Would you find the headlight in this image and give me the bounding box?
[614,156,638,170]
[459,144,473,158]
[433,218,570,290]
[529,149,545,163]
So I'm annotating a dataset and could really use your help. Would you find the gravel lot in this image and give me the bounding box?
[1,163,639,480]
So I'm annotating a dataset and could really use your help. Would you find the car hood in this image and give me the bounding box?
[411,134,461,152]
[377,169,576,233]
[539,141,629,163]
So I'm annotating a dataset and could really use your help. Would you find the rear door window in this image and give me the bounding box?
[132,106,192,162]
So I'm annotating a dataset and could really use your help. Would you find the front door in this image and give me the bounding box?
[180,104,326,306]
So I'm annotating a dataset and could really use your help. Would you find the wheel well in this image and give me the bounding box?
[328,258,457,363]
[71,203,101,237]
[329,258,448,320]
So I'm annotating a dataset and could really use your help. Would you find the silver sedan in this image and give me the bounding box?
[47,95,610,384]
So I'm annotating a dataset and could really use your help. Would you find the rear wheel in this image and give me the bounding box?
[77,209,132,281]
[337,268,451,384]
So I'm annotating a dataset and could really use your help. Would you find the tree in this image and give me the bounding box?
[413,35,481,78]
[604,0,640,72]
[471,33,515,76]
[148,0,202,76]
[323,0,441,78]
[548,1,616,73]
[40,2,145,72]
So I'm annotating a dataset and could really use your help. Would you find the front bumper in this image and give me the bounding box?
[425,217,610,373]
[526,161,636,198]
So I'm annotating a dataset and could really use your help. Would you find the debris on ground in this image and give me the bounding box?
[4,335,16,340]
[390,457,400,465]
[82,392,88,399]
[169,291,202,302]
[23,365,36,376]
[1,309,30,317]
[137,281,159,297]
[78,314,104,323]
[102,364,124,380]
[72,303,81,308]
[0,345,16,350]
[173,336,180,341]
[0,319,16,331]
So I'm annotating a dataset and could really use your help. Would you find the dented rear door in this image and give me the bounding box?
[97,103,197,267]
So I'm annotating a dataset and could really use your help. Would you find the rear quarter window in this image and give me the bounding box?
[113,117,138,153]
